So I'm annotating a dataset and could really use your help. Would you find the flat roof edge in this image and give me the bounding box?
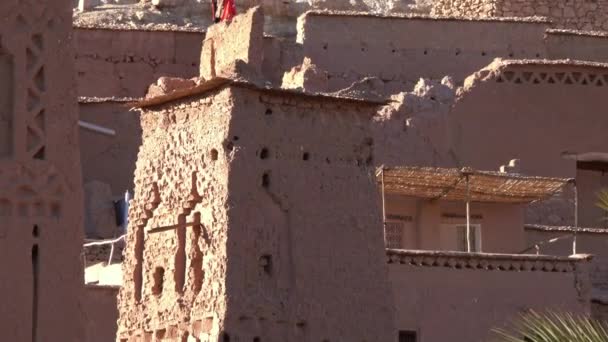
[304,10,551,24]
[133,77,389,109]
[73,22,206,34]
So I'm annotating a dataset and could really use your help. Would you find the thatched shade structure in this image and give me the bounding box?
[377,166,573,204]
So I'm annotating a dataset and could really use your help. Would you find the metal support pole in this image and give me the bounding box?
[78,120,116,136]
[381,167,387,246]
[573,181,578,255]
[466,175,471,253]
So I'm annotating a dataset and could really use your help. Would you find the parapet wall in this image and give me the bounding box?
[297,11,549,91]
[525,225,608,308]
[74,27,204,98]
[546,30,608,62]
[388,249,592,342]
[433,0,608,31]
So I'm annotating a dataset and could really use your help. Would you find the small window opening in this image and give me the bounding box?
[222,333,230,342]
[260,148,269,160]
[152,267,165,295]
[262,173,270,188]
[32,224,39,237]
[233,136,239,141]
[260,255,273,275]
[210,149,218,161]
[481,51,487,56]
[265,108,273,115]
[302,152,310,161]
[253,338,260,342]
[225,141,234,152]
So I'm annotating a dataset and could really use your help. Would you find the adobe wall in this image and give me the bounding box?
[0,1,85,341]
[546,30,608,62]
[118,84,395,341]
[296,12,549,92]
[388,250,592,342]
[384,195,525,253]
[84,285,119,342]
[74,27,204,98]
[79,99,142,196]
[432,0,608,31]
[118,88,234,340]
[449,60,608,226]
[525,226,608,300]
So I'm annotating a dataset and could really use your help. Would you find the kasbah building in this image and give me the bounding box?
[2,0,608,340]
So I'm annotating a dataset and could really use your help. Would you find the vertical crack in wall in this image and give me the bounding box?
[31,244,39,342]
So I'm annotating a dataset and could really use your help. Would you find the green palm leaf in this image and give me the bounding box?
[597,189,608,214]
[492,310,608,342]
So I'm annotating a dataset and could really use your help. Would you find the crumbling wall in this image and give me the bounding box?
[117,89,233,340]
[433,0,608,31]
[388,250,592,342]
[0,0,85,341]
[119,83,395,341]
[200,6,265,79]
[295,11,548,94]
[79,100,142,196]
[74,27,204,98]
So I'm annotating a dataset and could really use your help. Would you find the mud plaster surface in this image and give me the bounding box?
[118,84,394,341]
[0,0,85,341]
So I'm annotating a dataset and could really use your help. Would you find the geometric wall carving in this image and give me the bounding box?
[496,69,608,87]
[25,33,46,160]
[0,163,66,219]
[0,38,14,158]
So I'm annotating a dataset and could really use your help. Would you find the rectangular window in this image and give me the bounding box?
[385,221,404,249]
[398,330,417,342]
[384,215,415,249]
[440,224,482,252]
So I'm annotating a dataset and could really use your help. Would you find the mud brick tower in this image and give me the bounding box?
[0,0,84,341]
[117,79,395,341]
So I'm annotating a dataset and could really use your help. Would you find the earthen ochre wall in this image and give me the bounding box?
[432,0,608,31]
[74,27,204,98]
[449,61,608,226]
[388,250,592,342]
[84,285,119,342]
[525,226,608,303]
[118,88,233,340]
[0,0,85,341]
[546,30,608,62]
[200,7,264,79]
[79,100,142,196]
[118,84,395,341]
[297,12,549,90]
